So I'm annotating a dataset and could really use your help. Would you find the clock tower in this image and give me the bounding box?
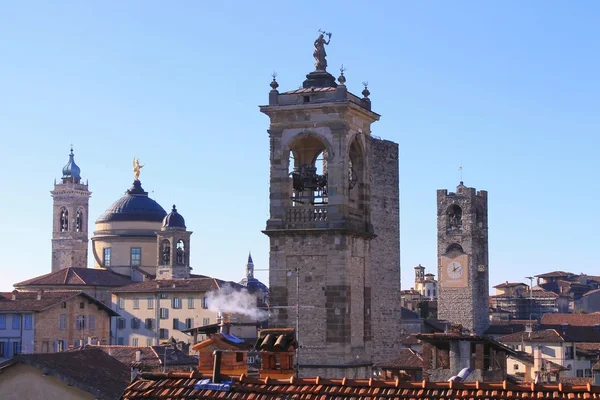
[437,181,489,335]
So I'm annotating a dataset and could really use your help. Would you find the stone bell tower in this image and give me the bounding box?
[260,33,401,378]
[156,205,192,280]
[437,182,489,335]
[51,148,91,272]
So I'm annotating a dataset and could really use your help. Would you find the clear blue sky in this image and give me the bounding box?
[0,2,598,292]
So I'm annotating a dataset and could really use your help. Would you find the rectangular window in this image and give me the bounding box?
[118,297,125,309]
[117,337,125,345]
[172,297,182,309]
[185,318,193,329]
[577,369,584,378]
[76,315,86,330]
[79,302,85,309]
[147,338,152,346]
[159,293,168,299]
[61,302,67,309]
[0,315,6,329]
[565,346,574,360]
[133,298,140,309]
[89,315,95,330]
[12,315,20,330]
[159,328,168,339]
[201,297,208,309]
[41,341,49,353]
[130,247,141,266]
[117,318,126,330]
[0,342,5,357]
[103,248,111,267]
[187,297,194,309]
[12,342,21,355]
[586,369,593,378]
[145,318,154,330]
[24,314,32,330]
[131,318,140,330]
[132,337,139,346]
[159,308,169,319]
[56,340,65,352]
[173,318,179,330]
[59,314,66,330]
[147,297,154,309]
[202,318,210,326]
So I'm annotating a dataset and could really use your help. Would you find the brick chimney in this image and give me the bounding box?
[37,290,43,301]
[255,328,297,379]
[11,290,18,301]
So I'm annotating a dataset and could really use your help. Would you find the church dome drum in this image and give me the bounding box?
[96,180,167,223]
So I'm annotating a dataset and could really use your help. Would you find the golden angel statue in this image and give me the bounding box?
[133,157,145,181]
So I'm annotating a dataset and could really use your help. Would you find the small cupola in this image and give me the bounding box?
[162,205,186,230]
[62,147,81,183]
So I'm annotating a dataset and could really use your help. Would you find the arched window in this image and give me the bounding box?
[176,240,186,266]
[60,208,69,232]
[76,209,83,232]
[446,243,464,254]
[288,134,329,206]
[446,205,462,231]
[161,240,171,265]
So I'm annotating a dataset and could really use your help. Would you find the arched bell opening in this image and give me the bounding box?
[287,134,330,206]
[348,137,366,210]
[161,239,171,265]
[176,239,186,266]
[59,207,69,232]
[446,204,462,232]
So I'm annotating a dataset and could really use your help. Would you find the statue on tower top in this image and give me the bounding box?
[314,30,332,71]
[133,156,145,181]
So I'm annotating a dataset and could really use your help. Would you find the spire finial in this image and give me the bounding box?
[338,64,347,85]
[270,71,279,90]
[362,81,370,98]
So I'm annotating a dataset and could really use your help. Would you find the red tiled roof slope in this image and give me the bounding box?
[541,313,600,326]
[375,348,423,370]
[122,371,600,399]
[0,290,119,316]
[15,267,132,287]
[80,345,196,370]
[112,278,242,293]
[499,329,565,343]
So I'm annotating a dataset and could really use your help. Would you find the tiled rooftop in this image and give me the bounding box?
[0,348,129,400]
[0,290,118,316]
[375,348,423,370]
[541,313,600,327]
[122,371,600,399]
[82,345,197,370]
[112,278,242,293]
[499,329,565,343]
[15,267,133,287]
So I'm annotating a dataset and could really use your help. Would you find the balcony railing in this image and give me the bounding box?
[285,206,328,229]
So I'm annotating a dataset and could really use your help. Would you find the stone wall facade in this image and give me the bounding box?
[34,293,111,353]
[367,137,401,364]
[437,184,489,335]
[51,181,91,272]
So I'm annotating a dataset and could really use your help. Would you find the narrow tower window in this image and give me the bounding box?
[176,240,186,266]
[161,240,170,265]
[446,205,462,232]
[76,209,83,232]
[60,208,69,232]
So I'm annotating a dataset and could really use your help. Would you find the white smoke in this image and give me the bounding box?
[207,284,269,321]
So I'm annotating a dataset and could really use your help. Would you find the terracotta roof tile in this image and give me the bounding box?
[499,329,565,343]
[82,345,196,370]
[494,282,528,288]
[0,290,118,316]
[15,267,133,287]
[121,371,600,399]
[112,278,242,293]
[541,313,600,327]
[375,348,423,370]
[0,348,129,400]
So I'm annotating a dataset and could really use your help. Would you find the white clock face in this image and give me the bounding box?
[447,261,464,279]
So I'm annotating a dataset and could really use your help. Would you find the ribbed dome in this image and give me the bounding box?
[96,180,167,223]
[162,205,186,230]
[62,148,81,180]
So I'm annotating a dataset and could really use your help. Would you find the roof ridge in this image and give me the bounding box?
[70,268,86,284]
